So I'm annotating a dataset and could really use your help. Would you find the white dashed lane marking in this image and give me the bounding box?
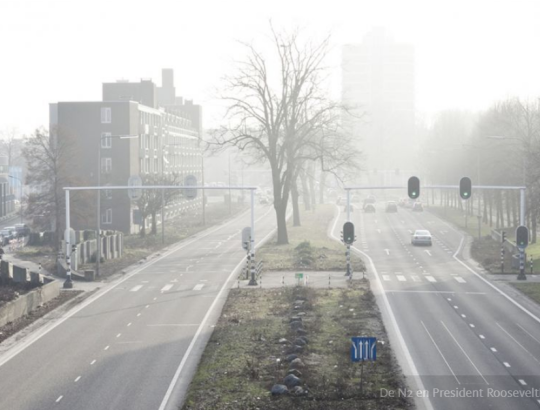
[161,284,174,292]
[193,284,205,291]
[130,285,143,292]
[426,276,437,283]
[397,275,406,282]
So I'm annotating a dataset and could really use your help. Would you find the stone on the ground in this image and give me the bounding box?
[287,368,303,377]
[286,354,298,362]
[289,358,305,368]
[271,384,289,396]
[283,374,302,388]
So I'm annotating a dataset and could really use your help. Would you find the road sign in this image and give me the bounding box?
[295,273,304,279]
[127,175,143,201]
[242,227,251,250]
[184,175,197,199]
[351,337,377,362]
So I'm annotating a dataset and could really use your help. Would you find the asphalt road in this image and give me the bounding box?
[332,204,540,410]
[0,204,276,410]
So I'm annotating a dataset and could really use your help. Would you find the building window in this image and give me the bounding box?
[102,208,112,224]
[101,157,112,174]
[101,132,112,148]
[101,107,112,124]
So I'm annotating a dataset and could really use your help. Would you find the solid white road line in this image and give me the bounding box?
[421,321,460,385]
[193,284,205,291]
[161,284,174,292]
[496,322,540,364]
[440,321,489,385]
[130,285,143,292]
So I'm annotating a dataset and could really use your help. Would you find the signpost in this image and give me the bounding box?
[295,272,304,286]
[351,336,377,395]
[127,175,143,201]
[516,225,529,280]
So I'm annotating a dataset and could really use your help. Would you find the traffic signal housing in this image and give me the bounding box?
[343,222,355,245]
[516,225,529,248]
[408,176,420,199]
[460,177,472,200]
[502,231,506,243]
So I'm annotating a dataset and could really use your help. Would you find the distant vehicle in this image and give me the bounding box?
[3,227,16,238]
[411,229,432,246]
[351,195,361,204]
[364,195,376,205]
[259,196,270,205]
[412,202,424,212]
[364,204,376,213]
[385,201,398,213]
[14,223,30,237]
[344,204,355,213]
[0,229,13,245]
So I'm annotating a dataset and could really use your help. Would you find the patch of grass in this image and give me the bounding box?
[182,283,411,410]
[510,283,540,304]
[258,204,364,272]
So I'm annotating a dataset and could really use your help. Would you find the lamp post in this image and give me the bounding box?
[8,174,23,223]
[462,144,482,238]
[97,134,138,277]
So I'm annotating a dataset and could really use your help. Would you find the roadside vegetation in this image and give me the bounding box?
[257,204,364,272]
[182,284,411,410]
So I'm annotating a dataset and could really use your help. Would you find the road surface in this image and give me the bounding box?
[0,205,275,410]
[332,205,540,410]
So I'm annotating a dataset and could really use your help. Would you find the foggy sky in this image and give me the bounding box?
[1,0,540,135]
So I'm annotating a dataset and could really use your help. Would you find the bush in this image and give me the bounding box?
[294,241,315,267]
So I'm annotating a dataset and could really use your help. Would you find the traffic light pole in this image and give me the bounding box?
[518,248,526,280]
[346,190,351,222]
[64,190,73,289]
[345,244,351,277]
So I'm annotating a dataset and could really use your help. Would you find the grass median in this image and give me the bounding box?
[257,204,364,272]
[182,285,411,410]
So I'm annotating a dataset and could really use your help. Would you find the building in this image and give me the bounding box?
[50,69,203,233]
[342,28,416,177]
[0,156,15,218]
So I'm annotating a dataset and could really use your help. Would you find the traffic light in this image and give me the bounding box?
[408,176,420,199]
[460,177,472,200]
[502,231,506,243]
[516,225,529,248]
[343,222,355,245]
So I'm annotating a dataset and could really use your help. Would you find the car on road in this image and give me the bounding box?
[385,201,398,213]
[364,203,376,213]
[0,228,14,245]
[259,196,270,205]
[411,229,432,246]
[412,202,424,212]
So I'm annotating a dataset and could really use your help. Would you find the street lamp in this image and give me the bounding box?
[8,174,23,224]
[96,134,138,277]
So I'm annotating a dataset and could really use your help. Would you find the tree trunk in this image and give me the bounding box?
[300,171,310,211]
[319,172,327,205]
[151,211,157,234]
[291,178,301,227]
[275,200,289,244]
[308,170,316,211]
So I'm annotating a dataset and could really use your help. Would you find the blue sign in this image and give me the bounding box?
[351,337,377,362]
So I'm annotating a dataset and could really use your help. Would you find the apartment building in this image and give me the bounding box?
[50,69,203,233]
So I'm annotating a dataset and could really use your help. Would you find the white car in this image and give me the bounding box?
[411,230,432,246]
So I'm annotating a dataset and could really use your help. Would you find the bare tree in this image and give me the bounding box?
[211,26,361,244]
[22,127,85,249]
[0,127,21,167]
[136,173,182,236]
